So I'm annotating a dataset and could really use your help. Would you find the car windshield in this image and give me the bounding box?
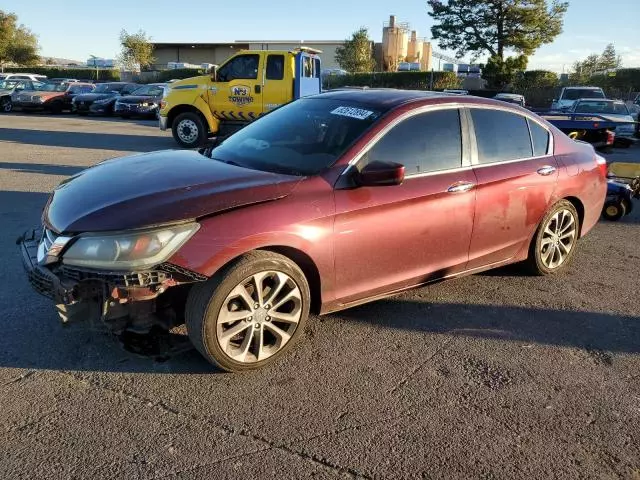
[574,100,629,115]
[130,85,163,96]
[0,80,20,89]
[563,89,605,100]
[93,83,122,93]
[208,98,382,176]
[33,82,68,92]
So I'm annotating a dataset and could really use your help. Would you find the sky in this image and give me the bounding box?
[8,0,640,72]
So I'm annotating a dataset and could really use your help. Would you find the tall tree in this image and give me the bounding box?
[427,0,569,86]
[118,29,155,71]
[0,10,39,69]
[335,27,376,73]
[599,43,622,70]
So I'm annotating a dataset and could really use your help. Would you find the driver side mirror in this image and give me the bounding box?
[356,161,405,187]
[210,65,218,82]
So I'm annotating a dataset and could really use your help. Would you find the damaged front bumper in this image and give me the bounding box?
[18,228,206,333]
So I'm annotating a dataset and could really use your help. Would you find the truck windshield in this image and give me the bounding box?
[574,100,629,115]
[208,98,382,176]
[563,89,605,100]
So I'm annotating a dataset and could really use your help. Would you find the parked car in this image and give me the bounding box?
[13,81,95,113]
[18,90,607,372]
[443,89,469,95]
[0,79,43,113]
[48,78,79,83]
[551,86,605,111]
[72,82,140,115]
[570,98,637,144]
[0,73,48,82]
[493,93,526,107]
[114,83,166,118]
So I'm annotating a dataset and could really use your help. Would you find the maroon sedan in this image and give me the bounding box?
[19,89,607,371]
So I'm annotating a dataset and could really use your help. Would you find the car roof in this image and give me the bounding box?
[312,88,512,111]
[313,88,458,110]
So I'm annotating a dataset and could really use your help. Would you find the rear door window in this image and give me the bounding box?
[364,109,463,175]
[528,119,550,157]
[266,55,284,80]
[470,108,533,164]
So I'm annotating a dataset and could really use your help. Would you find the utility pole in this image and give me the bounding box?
[89,55,99,81]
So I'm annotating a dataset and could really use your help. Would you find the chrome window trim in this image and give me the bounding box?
[341,103,470,179]
[465,105,555,168]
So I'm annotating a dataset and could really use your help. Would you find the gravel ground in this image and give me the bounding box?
[1,113,639,479]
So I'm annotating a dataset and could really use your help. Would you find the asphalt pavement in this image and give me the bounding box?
[1,113,639,479]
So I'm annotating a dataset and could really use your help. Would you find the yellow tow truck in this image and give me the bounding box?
[159,47,322,148]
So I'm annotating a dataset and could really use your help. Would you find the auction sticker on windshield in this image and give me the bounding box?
[331,106,374,120]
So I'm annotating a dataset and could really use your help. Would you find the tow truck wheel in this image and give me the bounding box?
[602,200,626,221]
[173,112,206,148]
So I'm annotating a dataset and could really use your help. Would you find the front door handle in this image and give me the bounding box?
[255,85,262,94]
[537,165,556,176]
[447,181,475,193]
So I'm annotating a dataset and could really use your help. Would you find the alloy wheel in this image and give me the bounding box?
[216,271,303,363]
[540,208,577,269]
[1,98,12,112]
[177,119,198,144]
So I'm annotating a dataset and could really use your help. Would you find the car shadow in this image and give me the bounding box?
[0,162,86,176]
[0,127,175,152]
[5,111,158,127]
[336,299,640,356]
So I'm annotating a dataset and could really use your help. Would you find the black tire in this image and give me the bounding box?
[602,200,626,221]
[49,102,63,114]
[120,113,132,119]
[77,112,88,116]
[185,251,311,372]
[172,111,207,148]
[622,198,633,215]
[0,96,12,113]
[524,200,580,275]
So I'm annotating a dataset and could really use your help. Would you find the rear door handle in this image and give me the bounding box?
[447,181,475,193]
[537,165,556,176]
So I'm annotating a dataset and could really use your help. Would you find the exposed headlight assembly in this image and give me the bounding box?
[62,223,200,269]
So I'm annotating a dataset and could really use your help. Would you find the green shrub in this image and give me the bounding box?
[323,71,461,90]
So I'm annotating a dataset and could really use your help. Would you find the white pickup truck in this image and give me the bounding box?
[551,86,606,111]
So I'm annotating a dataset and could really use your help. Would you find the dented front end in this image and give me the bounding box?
[18,228,206,334]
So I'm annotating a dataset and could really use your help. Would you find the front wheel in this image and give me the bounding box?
[0,97,12,113]
[524,200,580,275]
[172,112,207,148]
[185,251,310,372]
[602,200,626,221]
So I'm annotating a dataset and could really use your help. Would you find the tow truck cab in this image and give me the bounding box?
[159,47,322,148]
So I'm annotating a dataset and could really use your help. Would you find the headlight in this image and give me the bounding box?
[62,223,199,269]
[33,96,44,103]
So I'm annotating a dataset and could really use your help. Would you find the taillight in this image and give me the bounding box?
[595,154,608,177]
[606,130,615,145]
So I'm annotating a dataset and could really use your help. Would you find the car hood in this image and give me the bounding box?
[21,91,63,100]
[117,95,160,104]
[45,150,302,233]
[74,93,115,102]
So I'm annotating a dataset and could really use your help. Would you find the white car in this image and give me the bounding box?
[551,86,605,111]
[493,93,525,106]
[571,99,636,138]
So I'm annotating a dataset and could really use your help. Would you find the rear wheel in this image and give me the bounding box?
[602,200,626,221]
[185,251,310,372]
[172,112,207,148]
[0,97,12,113]
[524,200,580,275]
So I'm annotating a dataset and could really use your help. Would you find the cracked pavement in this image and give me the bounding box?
[1,113,639,479]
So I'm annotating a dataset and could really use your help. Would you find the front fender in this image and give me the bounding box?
[193,95,220,134]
